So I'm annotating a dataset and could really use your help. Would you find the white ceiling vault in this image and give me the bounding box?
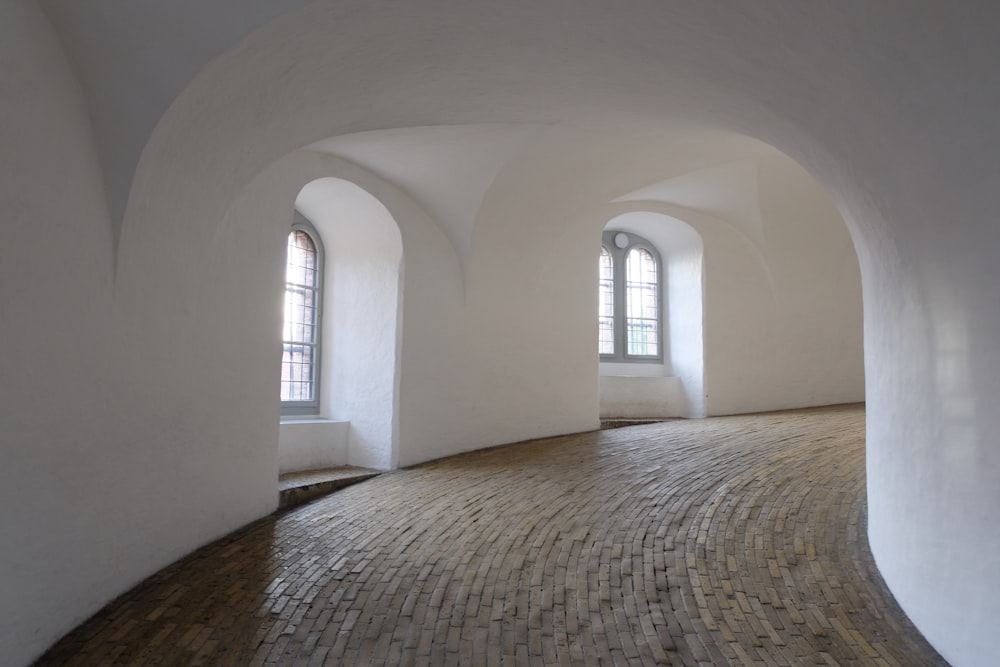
[309,124,548,266]
[40,0,316,224]
[307,123,785,272]
[39,0,987,243]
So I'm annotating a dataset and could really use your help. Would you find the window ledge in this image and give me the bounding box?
[280,417,346,425]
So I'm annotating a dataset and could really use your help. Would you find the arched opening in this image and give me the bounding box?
[591,152,864,425]
[598,213,706,420]
[277,177,403,474]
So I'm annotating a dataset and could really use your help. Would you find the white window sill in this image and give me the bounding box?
[280,417,344,425]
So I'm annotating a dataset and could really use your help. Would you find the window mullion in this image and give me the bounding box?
[614,245,626,360]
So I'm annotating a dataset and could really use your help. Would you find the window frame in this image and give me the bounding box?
[599,230,664,363]
[280,212,324,416]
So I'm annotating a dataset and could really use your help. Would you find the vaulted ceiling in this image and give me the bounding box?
[41,0,986,239]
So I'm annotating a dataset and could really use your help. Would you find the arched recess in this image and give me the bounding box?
[561,158,862,426]
[214,147,466,475]
[598,212,706,419]
[278,177,404,472]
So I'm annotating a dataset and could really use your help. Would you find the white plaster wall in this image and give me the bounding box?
[456,127,753,450]
[665,240,706,419]
[667,157,864,416]
[598,377,685,419]
[599,362,666,378]
[278,420,349,473]
[296,178,403,470]
[0,6,116,664]
[708,156,863,415]
[1,3,276,663]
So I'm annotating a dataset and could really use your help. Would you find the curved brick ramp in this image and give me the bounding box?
[36,405,947,666]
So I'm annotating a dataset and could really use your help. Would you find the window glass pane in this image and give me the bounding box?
[598,247,615,355]
[281,228,319,404]
[286,231,318,287]
[280,344,315,401]
[626,248,658,356]
[283,285,317,343]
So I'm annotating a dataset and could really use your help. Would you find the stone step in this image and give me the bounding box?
[278,466,382,510]
[600,418,673,430]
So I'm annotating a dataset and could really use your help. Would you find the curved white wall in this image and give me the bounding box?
[699,156,864,415]
[6,3,1000,666]
[665,239,706,418]
[0,4,108,663]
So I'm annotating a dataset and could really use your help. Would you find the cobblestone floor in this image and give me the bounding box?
[35,405,948,666]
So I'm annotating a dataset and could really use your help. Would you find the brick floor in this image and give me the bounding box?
[34,405,948,666]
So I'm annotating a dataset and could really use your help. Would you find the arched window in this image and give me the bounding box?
[599,230,662,361]
[281,214,323,415]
